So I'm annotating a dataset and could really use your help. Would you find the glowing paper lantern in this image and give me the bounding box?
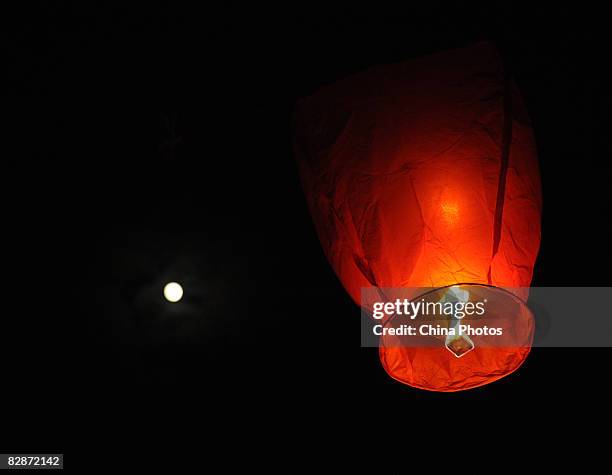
[294,42,542,391]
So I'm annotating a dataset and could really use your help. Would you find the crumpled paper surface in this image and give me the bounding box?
[294,42,542,391]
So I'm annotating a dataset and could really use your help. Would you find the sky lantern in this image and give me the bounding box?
[294,42,542,391]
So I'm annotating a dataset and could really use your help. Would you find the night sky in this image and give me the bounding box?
[4,4,611,465]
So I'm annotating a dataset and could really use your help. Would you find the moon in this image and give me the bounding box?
[163,282,183,303]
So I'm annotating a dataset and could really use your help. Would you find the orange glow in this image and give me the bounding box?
[294,42,542,391]
[440,201,459,225]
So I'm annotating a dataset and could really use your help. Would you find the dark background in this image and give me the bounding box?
[4,3,611,464]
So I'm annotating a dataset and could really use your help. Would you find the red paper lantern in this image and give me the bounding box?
[294,42,542,391]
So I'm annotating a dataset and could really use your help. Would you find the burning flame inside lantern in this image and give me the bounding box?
[440,286,475,357]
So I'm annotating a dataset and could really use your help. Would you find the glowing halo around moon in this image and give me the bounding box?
[163,282,183,303]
